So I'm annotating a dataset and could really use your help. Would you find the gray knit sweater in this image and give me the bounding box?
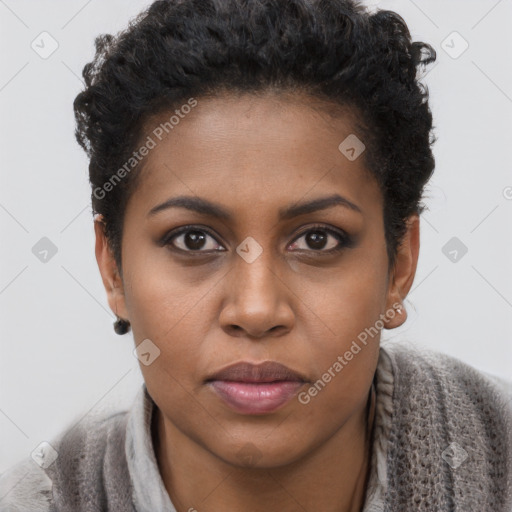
[1,342,511,511]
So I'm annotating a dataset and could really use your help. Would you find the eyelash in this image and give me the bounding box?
[161,224,353,255]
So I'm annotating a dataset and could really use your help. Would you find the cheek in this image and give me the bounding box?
[297,257,386,400]
[296,288,382,432]
[122,244,209,337]
[121,253,214,390]
[302,257,388,344]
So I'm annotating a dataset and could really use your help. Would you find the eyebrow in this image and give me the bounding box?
[147,193,362,220]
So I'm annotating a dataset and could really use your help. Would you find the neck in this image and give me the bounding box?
[153,383,376,512]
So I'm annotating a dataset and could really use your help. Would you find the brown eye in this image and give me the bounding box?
[304,231,329,250]
[288,226,352,253]
[163,227,225,253]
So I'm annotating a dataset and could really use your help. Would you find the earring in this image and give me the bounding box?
[396,304,403,315]
[114,315,131,335]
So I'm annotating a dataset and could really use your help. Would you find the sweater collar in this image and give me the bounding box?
[125,383,176,512]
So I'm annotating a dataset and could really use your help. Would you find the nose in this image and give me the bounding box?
[219,249,295,339]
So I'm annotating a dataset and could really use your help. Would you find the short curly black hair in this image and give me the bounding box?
[74,0,436,274]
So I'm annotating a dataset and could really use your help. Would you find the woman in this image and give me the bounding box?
[1,0,511,510]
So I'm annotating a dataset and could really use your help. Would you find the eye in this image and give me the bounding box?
[163,226,225,253]
[162,224,353,255]
[288,225,352,253]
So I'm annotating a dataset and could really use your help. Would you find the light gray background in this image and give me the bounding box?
[1,0,511,472]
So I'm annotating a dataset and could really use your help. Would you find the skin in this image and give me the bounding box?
[95,91,419,512]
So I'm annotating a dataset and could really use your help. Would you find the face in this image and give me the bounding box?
[96,91,418,468]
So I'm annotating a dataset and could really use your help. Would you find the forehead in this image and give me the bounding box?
[126,92,382,223]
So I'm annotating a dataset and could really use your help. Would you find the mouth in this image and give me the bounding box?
[205,361,308,415]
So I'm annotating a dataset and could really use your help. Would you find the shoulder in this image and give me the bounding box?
[0,457,53,512]
[0,408,130,511]
[379,341,512,508]
[380,341,512,436]
[381,341,512,408]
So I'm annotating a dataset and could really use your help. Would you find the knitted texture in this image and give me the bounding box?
[43,411,134,511]
[383,343,512,511]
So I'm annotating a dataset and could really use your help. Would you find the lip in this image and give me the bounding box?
[205,361,308,414]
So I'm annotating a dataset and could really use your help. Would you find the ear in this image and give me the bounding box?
[384,213,420,329]
[94,215,129,321]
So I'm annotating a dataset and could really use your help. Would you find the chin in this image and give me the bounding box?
[211,436,308,470]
